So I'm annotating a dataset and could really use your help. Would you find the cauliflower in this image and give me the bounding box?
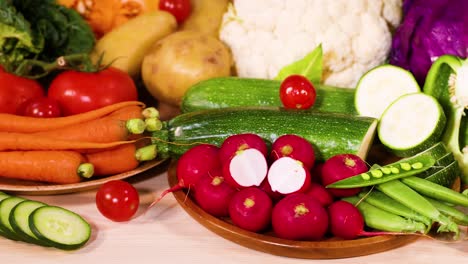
[219,0,403,88]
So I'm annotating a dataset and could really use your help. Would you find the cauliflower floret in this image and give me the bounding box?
[220,0,403,88]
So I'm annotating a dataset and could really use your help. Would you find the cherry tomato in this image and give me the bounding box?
[96,180,140,222]
[48,67,138,116]
[18,97,62,118]
[279,75,317,110]
[159,0,191,23]
[0,71,45,114]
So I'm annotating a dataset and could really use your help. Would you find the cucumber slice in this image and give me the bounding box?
[378,93,446,157]
[355,64,420,119]
[9,200,48,246]
[0,196,26,241]
[29,206,91,250]
[0,192,11,239]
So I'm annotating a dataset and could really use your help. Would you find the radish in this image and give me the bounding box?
[321,154,368,197]
[149,144,221,208]
[328,200,401,240]
[222,148,268,189]
[219,133,268,164]
[270,134,315,169]
[267,157,311,195]
[311,162,324,183]
[258,179,284,202]
[193,169,238,217]
[228,187,273,233]
[272,193,328,241]
[305,182,334,207]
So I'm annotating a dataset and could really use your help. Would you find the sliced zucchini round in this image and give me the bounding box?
[378,93,446,157]
[355,64,420,119]
[29,206,91,250]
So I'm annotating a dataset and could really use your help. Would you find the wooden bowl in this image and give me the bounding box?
[167,160,419,259]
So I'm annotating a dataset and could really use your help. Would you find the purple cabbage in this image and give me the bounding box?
[389,0,467,85]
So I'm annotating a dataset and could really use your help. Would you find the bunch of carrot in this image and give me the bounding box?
[0,101,160,184]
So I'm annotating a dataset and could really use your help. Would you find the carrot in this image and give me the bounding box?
[86,144,140,176]
[0,150,93,184]
[86,143,158,176]
[32,105,145,143]
[0,132,136,152]
[0,101,145,133]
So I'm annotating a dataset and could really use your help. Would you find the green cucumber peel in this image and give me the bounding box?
[423,55,468,186]
[275,44,322,84]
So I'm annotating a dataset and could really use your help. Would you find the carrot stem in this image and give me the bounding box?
[142,107,160,119]
[135,145,157,161]
[78,163,95,179]
[126,118,146,134]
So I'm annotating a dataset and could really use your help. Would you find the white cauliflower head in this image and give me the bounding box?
[219,0,403,88]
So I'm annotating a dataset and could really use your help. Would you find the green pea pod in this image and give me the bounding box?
[423,55,468,188]
[343,196,428,234]
[358,190,433,227]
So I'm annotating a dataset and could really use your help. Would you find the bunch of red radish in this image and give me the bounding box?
[166,133,374,241]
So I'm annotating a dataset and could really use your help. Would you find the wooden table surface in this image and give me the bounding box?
[0,162,466,264]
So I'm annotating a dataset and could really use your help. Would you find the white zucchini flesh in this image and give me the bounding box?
[355,64,421,119]
[378,93,446,157]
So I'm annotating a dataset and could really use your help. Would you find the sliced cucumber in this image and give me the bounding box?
[9,200,48,246]
[378,93,446,157]
[355,64,421,119]
[29,206,91,250]
[0,192,11,239]
[0,196,26,241]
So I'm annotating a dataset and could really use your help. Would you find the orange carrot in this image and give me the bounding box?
[0,101,145,133]
[33,105,145,143]
[0,132,136,152]
[86,143,140,176]
[0,150,93,184]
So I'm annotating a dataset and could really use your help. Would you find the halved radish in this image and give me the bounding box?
[270,134,316,169]
[219,133,268,164]
[267,157,311,195]
[222,148,268,189]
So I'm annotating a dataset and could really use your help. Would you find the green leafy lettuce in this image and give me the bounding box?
[0,0,94,72]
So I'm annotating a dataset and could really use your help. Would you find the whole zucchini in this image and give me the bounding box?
[181,77,357,114]
[152,107,377,161]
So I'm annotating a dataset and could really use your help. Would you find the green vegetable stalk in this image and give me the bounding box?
[423,55,468,189]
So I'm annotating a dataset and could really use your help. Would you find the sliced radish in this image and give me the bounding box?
[267,157,311,195]
[222,148,268,188]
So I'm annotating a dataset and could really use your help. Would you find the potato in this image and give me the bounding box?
[90,10,177,78]
[141,30,232,107]
[181,0,229,37]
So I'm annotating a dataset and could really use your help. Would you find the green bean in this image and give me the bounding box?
[401,176,468,207]
[358,190,433,227]
[343,196,428,233]
[376,180,459,237]
[423,196,468,225]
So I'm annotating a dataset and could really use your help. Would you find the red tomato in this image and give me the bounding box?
[18,97,62,118]
[96,180,140,222]
[159,0,191,23]
[0,71,45,114]
[48,67,138,116]
[279,75,317,110]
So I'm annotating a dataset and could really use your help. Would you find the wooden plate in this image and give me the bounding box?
[168,160,419,259]
[0,158,167,195]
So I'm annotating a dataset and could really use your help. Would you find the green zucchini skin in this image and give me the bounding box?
[152,107,377,161]
[181,77,357,114]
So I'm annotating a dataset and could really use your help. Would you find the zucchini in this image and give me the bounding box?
[354,64,420,119]
[0,192,11,240]
[29,206,91,250]
[181,77,356,114]
[152,107,377,161]
[378,93,446,157]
